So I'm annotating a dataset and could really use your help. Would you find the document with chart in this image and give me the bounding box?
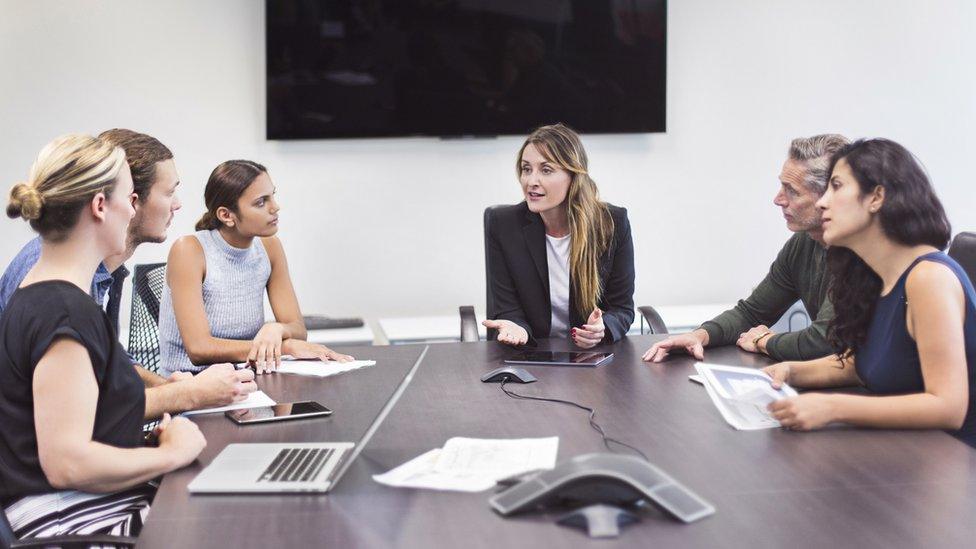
[694,363,798,430]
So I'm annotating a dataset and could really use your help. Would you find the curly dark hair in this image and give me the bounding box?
[826,139,951,358]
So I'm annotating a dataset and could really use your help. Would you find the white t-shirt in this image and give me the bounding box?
[546,233,571,338]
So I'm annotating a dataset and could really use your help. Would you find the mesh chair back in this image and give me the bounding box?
[948,232,976,287]
[128,263,167,375]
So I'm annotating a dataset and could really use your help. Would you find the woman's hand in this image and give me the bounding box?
[282,339,355,362]
[761,362,793,389]
[573,308,605,349]
[248,323,286,374]
[482,319,529,346]
[156,413,207,468]
[767,393,838,430]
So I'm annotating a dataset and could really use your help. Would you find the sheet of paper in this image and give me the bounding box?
[694,363,797,430]
[689,374,704,385]
[372,437,559,492]
[373,449,497,492]
[276,359,376,378]
[182,390,276,416]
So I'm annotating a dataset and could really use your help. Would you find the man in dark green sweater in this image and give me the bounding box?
[643,134,849,363]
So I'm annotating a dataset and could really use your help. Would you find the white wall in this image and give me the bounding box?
[2,0,974,331]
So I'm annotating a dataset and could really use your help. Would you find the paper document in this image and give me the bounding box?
[373,437,559,492]
[277,359,375,378]
[694,363,797,430]
[182,391,276,416]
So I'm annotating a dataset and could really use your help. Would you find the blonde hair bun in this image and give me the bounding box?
[7,182,44,221]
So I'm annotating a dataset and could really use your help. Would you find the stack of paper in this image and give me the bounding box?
[182,390,276,416]
[693,363,797,430]
[373,437,559,492]
[235,356,376,378]
[276,358,375,378]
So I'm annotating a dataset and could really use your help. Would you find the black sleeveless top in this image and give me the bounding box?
[855,253,976,447]
[0,281,145,502]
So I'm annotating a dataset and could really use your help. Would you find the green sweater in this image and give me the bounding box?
[700,232,834,361]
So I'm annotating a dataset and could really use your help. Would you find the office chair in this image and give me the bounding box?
[637,305,668,335]
[128,262,167,375]
[459,306,479,342]
[948,232,976,286]
[1,510,135,549]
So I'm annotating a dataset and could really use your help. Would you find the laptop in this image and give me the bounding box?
[188,346,429,494]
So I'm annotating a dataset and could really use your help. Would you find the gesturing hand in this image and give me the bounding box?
[572,308,605,349]
[482,319,529,346]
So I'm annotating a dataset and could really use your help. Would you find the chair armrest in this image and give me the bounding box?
[459,306,480,342]
[637,305,668,335]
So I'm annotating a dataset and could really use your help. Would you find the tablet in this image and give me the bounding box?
[504,351,614,367]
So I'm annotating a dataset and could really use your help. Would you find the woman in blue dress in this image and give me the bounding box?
[762,138,976,447]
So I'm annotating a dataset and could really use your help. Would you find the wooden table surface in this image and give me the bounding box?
[137,335,976,548]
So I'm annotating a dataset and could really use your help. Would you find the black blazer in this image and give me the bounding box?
[486,202,635,345]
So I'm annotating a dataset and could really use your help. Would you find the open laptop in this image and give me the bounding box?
[188,346,429,494]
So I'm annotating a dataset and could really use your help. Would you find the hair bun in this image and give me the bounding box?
[7,182,44,221]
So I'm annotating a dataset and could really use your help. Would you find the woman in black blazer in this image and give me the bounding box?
[482,124,635,348]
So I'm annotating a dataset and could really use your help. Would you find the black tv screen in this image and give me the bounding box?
[266,0,667,139]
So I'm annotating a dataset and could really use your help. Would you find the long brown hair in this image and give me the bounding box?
[517,123,614,317]
[195,160,267,231]
[825,139,951,357]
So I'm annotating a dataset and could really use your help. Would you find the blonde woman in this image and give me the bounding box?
[482,123,635,348]
[0,135,205,542]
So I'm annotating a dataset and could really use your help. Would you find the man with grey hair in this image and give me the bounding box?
[644,134,849,363]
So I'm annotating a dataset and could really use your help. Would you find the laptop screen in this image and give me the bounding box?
[329,345,429,488]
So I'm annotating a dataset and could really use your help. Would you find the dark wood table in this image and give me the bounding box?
[137,336,976,548]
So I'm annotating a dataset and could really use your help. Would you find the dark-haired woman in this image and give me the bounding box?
[157,160,353,376]
[482,123,635,348]
[762,139,976,447]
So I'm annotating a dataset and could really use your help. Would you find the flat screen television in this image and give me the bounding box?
[266,0,667,139]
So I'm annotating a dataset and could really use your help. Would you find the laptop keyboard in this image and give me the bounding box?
[258,448,336,483]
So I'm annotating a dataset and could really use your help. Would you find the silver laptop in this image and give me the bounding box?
[188,346,429,494]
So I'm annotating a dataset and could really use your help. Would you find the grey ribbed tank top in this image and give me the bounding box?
[158,230,271,376]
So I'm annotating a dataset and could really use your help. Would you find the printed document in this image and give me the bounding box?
[276,358,375,378]
[182,390,276,416]
[373,437,559,492]
[234,356,376,378]
[694,363,798,430]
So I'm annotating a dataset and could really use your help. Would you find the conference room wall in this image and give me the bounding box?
[1,0,974,334]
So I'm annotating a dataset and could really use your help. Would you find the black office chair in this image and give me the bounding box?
[948,232,976,286]
[1,509,135,548]
[459,306,479,342]
[128,262,167,375]
[637,305,668,335]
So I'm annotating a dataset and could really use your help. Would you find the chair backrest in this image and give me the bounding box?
[484,205,507,341]
[128,262,167,375]
[948,232,976,288]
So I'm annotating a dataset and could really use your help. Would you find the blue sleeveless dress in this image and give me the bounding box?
[854,252,976,447]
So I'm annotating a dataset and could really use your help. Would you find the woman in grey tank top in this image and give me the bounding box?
[157,160,353,377]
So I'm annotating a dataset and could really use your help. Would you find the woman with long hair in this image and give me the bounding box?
[482,123,635,348]
[157,160,353,376]
[763,139,976,446]
[0,135,206,541]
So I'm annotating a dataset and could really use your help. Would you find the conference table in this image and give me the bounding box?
[137,335,976,548]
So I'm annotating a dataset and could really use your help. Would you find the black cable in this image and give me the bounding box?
[499,377,649,462]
